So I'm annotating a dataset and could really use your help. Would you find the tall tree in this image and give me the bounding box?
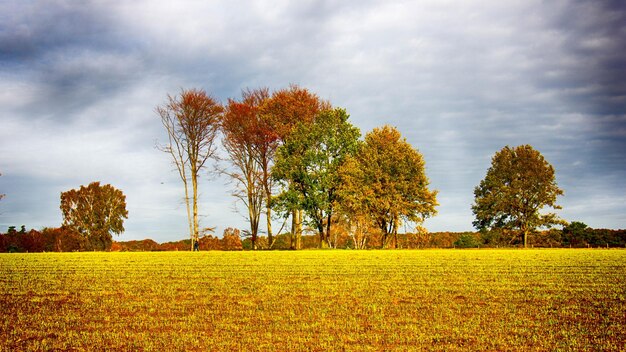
[221,88,269,249]
[252,111,280,248]
[262,85,329,249]
[60,182,128,251]
[472,144,565,247]
[273,108,360,248]
[157,88,223,250]
[337,125,438,248]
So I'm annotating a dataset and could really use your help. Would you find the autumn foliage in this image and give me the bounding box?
[60,182,128,251]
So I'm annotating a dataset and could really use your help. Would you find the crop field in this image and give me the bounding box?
[1,250,625,351]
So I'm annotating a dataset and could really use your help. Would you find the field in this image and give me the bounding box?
[1,250,625,351]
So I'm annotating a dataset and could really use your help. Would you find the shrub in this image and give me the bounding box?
[454,233,482,248]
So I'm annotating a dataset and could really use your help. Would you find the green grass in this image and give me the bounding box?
[1,249,625,351]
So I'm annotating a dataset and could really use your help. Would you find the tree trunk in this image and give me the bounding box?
[290,210,296,250]
[266,202,273,248]
[183,178,194,251]
[325,213,332,248]
[296,210,303,249]
[318,217,328,249]
[248,198,258,250]
[523,229,528,248]
[192,171,199,250]
[392,220,399,249]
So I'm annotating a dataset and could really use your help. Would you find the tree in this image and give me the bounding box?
[222,227,243,250]
[221,88,269,249]
[60,182,128,250]
[157,88,223,250]
[561,221,590,247]
[472,145,565,248]
[273,108,361,248]
[262,85,330,249]
[337,125,438,248]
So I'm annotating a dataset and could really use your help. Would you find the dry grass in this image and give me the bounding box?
[1,249,625,351]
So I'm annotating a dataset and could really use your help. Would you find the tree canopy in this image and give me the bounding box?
[60,182,128,251]
[472,144,565,247]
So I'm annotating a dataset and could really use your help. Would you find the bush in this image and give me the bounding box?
[222,230,243,251]
[454,233,482,248]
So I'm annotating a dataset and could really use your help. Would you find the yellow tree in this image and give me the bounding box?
[157,89,223,250]
[472,145,564,247]
[338,126,438,248]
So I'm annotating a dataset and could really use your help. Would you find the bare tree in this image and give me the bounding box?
[157,89,223,250]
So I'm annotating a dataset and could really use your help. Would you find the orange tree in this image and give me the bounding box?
[60,182,128,250]
[221,88,269,249]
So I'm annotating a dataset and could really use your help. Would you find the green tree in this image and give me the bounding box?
[337,125,438,248]
[561,221,590,247]
[273,108,360,248]
[60,182,128,250]
[472,145,565,248]
[262,85,330,249]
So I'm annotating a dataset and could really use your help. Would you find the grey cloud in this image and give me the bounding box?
[541,0,626,116]
[1,1,146,121]
[0,0,128,64]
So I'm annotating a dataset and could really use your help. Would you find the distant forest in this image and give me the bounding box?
[1,223,625,252]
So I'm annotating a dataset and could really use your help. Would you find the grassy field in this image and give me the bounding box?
[1,249,625,351]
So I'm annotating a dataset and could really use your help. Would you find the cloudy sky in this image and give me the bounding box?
[1,0,624,242]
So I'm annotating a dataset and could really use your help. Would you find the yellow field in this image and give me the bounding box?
[1,249,625,351]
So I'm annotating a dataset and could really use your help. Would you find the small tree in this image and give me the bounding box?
[222,228,243,250]
[472,145,565,247]
[562,221,590,247]
[60,182,128,251]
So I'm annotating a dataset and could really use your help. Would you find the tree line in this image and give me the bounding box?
[156,85,439,250]
[0,85,617,251]
[2,222,625,252]
[157,85,565,250]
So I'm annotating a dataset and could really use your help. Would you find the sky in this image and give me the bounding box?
[1,0,625,242]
